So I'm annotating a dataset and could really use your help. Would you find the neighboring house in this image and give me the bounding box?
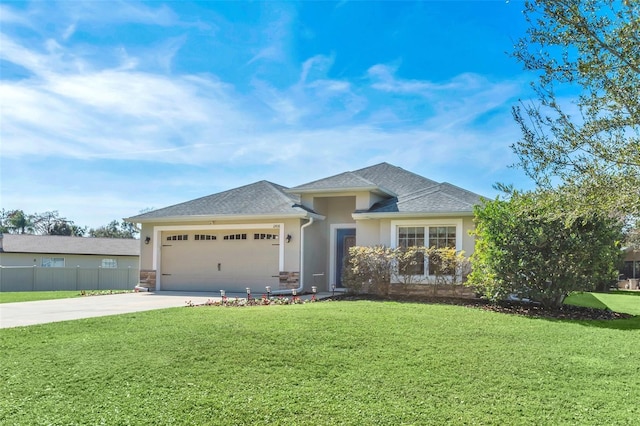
[126,163,484,295]
[0,234,139,291]
[620,248,640,289]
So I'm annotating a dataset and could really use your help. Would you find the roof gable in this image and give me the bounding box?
[351,162,439,196]
[287,162,440,197]
[128,180,310,221]
[367,182,484,215]
[287,171,395,195]
[0,234,139,256]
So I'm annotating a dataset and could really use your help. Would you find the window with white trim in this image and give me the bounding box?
[397,225,457,276]
[102,259,118,268]
[42,257,65,267]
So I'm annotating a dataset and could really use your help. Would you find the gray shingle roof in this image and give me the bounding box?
[351,162,439,196]
[0,234,139,256]
[367,183,483,214]
[287,171,396,195]
[128,180,309,222]
[127,163,484,222]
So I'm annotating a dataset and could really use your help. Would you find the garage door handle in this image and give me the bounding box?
[162,273,172,276]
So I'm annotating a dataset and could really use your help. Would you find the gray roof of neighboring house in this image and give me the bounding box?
[127,162,485,222]
[128,180,311,222]
[0,234,139,256]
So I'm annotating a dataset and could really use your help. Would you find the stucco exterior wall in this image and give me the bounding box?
[356,220,381,247]
[304,196,358,291]
[462,217,476,256]
[0,252,138,269]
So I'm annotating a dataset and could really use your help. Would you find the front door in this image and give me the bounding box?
[335,228,356,288]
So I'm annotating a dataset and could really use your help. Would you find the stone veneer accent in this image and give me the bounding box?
[139,269,157,291]
[389,283,477,299]
[279,271,300,290]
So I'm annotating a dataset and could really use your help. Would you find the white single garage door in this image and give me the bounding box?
[160,230,280,292]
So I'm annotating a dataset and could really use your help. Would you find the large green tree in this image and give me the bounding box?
[512,0,640,218]
[469,191,623,307]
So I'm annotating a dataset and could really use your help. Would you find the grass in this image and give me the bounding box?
[565,291,640,315]
[1,300,639,425]
[0,290,132,304]
[0,290,83,303]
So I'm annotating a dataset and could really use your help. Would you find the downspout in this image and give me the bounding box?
[272,217,314,295]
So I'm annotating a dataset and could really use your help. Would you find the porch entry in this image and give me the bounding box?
[335,228,356,288]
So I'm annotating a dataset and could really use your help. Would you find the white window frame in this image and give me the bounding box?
[390,219,463,279]
[42,257,65,268]
[101,258,118,268]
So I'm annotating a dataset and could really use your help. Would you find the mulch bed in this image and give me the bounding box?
[323,294,633,320]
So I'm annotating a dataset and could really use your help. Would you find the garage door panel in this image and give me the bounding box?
[160,230,279,292]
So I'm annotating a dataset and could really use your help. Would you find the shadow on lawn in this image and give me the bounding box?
[570,316,640,331]
[326,294,640,331]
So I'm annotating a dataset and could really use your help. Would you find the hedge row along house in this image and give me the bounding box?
[126,163,483,297]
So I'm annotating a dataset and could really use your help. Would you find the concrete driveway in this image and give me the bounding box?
[0,291,236,329]
[0,291,331,329]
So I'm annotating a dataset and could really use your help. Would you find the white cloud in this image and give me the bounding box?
[1,29,524,176]
[0,1,535,229]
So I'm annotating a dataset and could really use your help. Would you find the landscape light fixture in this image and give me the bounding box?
[246,287,251,300]
[265,286,271,298]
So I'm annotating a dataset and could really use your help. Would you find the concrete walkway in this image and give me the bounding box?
[0,291,332,329]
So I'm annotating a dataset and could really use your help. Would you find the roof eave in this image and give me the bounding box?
[286,186,397,197]
[126,211,325,224]
[352,211,475,220]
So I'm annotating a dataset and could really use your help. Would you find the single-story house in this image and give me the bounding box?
[127,162,483,296]
[0,234,140,292]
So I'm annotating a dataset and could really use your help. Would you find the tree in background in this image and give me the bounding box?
[32,210,86,236]
[0,209,86,236]
[512,0,639,219]
[468,191,623,307]
[49,221,86,237]
[3,210,35,234]
[88,220,138,239]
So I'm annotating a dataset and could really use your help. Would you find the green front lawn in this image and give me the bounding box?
[1,301,639,425]
[0,290,83,303]
[565,291,640,315]
[0,290,132,304]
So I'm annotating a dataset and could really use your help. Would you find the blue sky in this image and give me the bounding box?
[1,0,537,230]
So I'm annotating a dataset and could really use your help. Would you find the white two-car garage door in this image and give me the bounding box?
[160,230,280,292]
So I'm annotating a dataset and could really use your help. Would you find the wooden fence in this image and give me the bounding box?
[0,266,138,292]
